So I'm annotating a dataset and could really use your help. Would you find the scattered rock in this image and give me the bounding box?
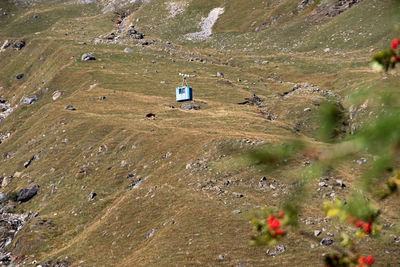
[22,96,38,105]
[232,210,241,214]
[0,192,6,203]
[1,177,11,188]
[87,192,96,200]
[126,172,136,179]
[216,72,224,78]
[314,230,321,237]
[65,105,76,111]
[238,94,263,106]
[275,245,285,252]
[128,178,142,189]
[318,182,327,187]
[304,107,312,112]
[218,254,225,260]
[0,212,28,260]
[120,160,127,168]
[181,103,200,110]
[24,156,35,168]
[146,228,157,239]
[17,184,39,202]
[162,152,172,159]
[13,40,25,50]
[336,179,346,188]
[16,73,24,80]
[81,53,96,61]
[320,238,334,246]
[124,48,134,53]
[146,113,156,120]
[52,91,62,101]
[0,40,11,51]
[233,192,244,198]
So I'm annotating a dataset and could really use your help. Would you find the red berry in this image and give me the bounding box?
[355,221,364,228]
[358,256,366,264]
[276,228,283,235]
[270,230,277,237]
[365,255,374,265]
[363,223,372,234]
[267,214,274,224]
[268,218,280,230]
[391,38,399,50]
[278,210,284,218]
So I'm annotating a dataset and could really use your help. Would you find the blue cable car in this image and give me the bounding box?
[176,74,193,102]
[176,86,192,102]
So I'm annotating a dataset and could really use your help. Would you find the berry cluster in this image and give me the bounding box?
[390,38,399,62]
[348,218,372,234]
[357,255,374,267]
[266,211,285,237]
[372,36,400,71]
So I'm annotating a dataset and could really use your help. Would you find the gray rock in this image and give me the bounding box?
[318,182,327,187]
[81,53,96,61]
[13,40,25,50]
[24,156,35,168]
[87,192,96,200]
[17,184,39,202]
[52,91,62,101]
[146,228,157,239]
[217,72,224,78]
[233,192,244,198]
[304,108,312,112]
[128,178,142,189]
[22,96,37,105]
[16,73,24,79]
[126,172,136,179]
[336,179,346,188]
[250,94,262,103]
[314,230,321,237]
[162,152,172,159]
[320,238,334,246]
[232,210,241,214]
[0,192,6,203]
[65,105,76,111]
[218,254,225,260]
[124,48,134,53]
[181,103,200,110]
[275,245,285,252]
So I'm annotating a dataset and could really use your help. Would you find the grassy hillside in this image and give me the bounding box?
[0,0,399,266]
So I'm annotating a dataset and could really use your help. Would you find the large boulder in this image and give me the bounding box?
[17,184,39,202]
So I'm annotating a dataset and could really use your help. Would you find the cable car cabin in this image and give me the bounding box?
[176,86,192,102]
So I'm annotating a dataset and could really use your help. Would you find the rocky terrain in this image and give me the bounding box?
[0,0,399,266]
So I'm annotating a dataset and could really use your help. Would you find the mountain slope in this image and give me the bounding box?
[0,0,399,266]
